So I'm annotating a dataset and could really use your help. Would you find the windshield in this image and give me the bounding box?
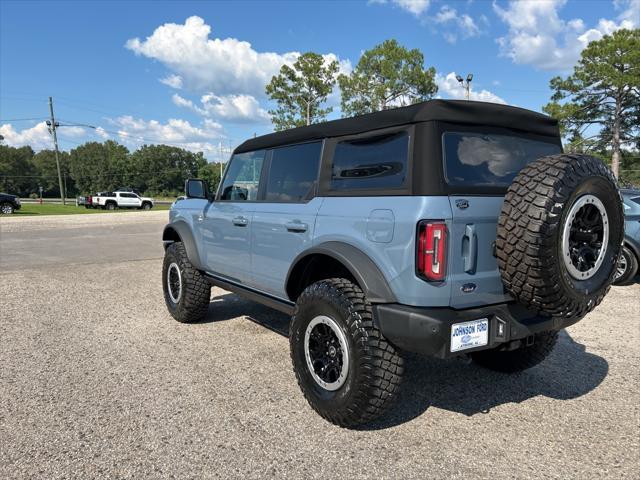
[443,132,561,187]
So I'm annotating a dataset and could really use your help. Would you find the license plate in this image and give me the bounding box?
[450,318,489,352]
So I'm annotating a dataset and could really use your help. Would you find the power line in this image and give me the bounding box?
[0,117,48,122]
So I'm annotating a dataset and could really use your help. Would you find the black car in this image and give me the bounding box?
[0,192,21,214]
[614,189,640,285]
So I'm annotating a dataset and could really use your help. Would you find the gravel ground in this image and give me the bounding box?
[0,213,639,479]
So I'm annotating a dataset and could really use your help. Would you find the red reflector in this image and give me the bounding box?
[417,221,447,281]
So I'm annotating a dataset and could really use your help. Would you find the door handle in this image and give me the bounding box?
[463,224,477,274]
[232,216,249,227]
[286,221,308,233]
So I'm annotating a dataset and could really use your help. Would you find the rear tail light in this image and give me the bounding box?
[417,221,447,282]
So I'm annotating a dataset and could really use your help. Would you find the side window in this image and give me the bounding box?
[331,131,409,190]
[265,142,322,202]
[220,150,265,201]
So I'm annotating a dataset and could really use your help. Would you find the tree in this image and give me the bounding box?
[338,39,437,117]
[543,29,639,178]
[197,162,224,194]
[0,145,35,196]
[130,144,206,196]
[68,141,129,193]
[32,149,73,197]
[266,52,339,131]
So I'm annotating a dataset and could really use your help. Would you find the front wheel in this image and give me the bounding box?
[142,202,152,210]
[290,278,404,428]
[0,202,14,214]
[471,331,558,373]
[162,242,211,323]
[613,245,639,286]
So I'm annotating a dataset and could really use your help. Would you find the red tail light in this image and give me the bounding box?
[417,221,447,282]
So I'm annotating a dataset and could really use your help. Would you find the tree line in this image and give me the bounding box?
[0,141,224,198]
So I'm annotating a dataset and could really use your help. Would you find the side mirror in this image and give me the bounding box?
[185,179,210,200]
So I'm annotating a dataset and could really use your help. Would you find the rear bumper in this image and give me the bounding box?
[373,302,581,359]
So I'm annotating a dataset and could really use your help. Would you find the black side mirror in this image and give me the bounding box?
[185,179,210,200]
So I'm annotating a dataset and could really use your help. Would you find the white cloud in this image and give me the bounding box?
[494,0,638,71]
[126,16,349,99]
[394,0,431,16]
[160,74,183,89]
[0,122,85,151]
[368,0,431,17]
[434,6,483,43]
[105,115,225,157]
[172,93,270,123]
[436,72,507,104]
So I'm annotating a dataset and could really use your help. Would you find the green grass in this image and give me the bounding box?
[11,203,170,216]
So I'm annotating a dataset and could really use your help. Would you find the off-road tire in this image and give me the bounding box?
[290,278,403,428]
[0,202,14,214]
[497,154,623,320]
[162,242,211,323]
[471,331,558,373]
[613,245,638,286]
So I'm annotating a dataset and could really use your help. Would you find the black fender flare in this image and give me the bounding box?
[286,241,397,304]
[162,221,204,270]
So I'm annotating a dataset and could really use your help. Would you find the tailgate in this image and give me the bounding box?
[447,196,512,309]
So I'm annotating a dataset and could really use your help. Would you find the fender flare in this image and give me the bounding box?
[286,241,397,304]
[162,221,204,270]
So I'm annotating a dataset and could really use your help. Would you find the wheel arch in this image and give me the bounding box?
[285,242,397,304]
[162,221,204,270]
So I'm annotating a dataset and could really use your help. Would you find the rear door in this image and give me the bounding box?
[442,130,562,308]
[249,142,324,297]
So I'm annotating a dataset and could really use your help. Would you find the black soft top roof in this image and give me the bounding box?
[235,99,559,153]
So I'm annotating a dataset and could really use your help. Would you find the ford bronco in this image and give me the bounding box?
[161,100,623,427]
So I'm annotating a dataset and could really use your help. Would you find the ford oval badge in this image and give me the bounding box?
[456,199,469,210]
[461,283,476,293]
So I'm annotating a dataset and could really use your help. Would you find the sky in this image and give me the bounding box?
[1,0,638,161]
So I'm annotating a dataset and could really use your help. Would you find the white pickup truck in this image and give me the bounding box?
[91,191,155,210]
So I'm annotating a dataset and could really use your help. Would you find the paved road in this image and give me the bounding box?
[1,213,639,479]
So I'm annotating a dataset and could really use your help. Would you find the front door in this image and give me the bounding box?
[201,150,265,284]
[249,142,323,298]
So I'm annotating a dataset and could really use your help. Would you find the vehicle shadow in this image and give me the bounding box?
[199,293,609,431]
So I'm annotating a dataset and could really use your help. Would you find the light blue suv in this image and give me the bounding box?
[162,100,623,427]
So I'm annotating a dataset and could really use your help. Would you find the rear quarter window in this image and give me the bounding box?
[330,131,409,190]
[443,132,561,187]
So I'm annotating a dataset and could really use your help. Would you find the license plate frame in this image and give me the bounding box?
[450,318,489,353]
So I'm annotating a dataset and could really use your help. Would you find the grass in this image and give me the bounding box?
[10,203,170,216]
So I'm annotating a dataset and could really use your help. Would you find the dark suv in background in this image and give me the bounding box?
[0,193,21,214]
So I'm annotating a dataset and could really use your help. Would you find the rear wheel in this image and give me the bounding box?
[105,202,116,211]
[471,331,558,373]
[162,242,211,323]
[290,278,403,428]
[613,245,638,286]
[0,202,14,214]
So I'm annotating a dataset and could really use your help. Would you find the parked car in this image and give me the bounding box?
[613,189,640,285]
[0,192,21,214]
[91,191,154,210]
[161,99,623,427]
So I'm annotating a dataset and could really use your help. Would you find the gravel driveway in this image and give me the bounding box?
[1,213,638,479]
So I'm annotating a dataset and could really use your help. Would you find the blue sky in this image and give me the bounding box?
[1,0,637,161]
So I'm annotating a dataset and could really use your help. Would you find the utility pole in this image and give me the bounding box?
[47,96,66,205]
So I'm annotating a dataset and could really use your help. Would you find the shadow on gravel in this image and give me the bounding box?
[363,330,609,430]
[200,294,609,431]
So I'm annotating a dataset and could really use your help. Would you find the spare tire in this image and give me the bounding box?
[496,154,623,320]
